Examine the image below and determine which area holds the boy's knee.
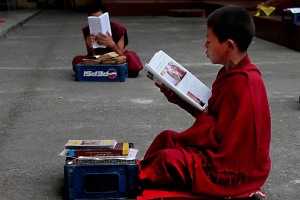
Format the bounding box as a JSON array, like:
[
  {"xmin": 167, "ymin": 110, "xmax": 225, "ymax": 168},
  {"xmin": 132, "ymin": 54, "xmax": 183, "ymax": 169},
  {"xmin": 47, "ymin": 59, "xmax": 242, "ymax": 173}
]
[{"xmin": 161, "ymin": 149, "xmax": 185, "ymax": 166}]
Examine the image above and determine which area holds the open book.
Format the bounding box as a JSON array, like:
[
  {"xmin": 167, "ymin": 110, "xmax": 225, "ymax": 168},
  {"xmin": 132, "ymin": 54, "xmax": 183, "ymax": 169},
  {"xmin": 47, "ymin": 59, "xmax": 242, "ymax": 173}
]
[
  {"xmin": 145, "ymin": 50, "xmax": 212, "ymax": 111},
  {"xmin": 88, "ymin": 12, "xmax": 111, "ymax": 49}
]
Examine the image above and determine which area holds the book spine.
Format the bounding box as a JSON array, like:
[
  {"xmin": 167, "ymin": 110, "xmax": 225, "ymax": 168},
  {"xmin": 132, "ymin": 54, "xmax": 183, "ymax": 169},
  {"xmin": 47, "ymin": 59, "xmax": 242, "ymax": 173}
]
[
  {"xmin": 68, "ymin": 149, "xmax": 123, "ymax": 157},
  {"xmin": 65, "ymin": 139, "xmax": 117, "ymax": 149},
  {"xmin": 68, "ymin": 143, "xmax": 129, "ymax": 157}
]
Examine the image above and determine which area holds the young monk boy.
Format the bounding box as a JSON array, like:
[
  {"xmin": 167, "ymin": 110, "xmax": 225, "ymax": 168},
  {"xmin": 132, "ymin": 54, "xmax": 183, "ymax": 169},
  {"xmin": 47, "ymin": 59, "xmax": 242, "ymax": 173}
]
[
  {"xmin": 139, "ymin": 5, "xmax": 271, "ymax": 199},
  {"xmin": 72, "ymin": 3, "xmax": 143, "ymax": 77}
]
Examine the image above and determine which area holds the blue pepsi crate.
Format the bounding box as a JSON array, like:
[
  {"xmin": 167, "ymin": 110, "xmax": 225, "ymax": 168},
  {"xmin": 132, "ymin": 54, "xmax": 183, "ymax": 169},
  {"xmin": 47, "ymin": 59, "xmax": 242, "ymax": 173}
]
[
  {"xmin": 282, "ymin": 9, "xmax": 300, "ymax": 25},
  {"xmin": 64, "ymin": 159, "xmax": 139, "ymax": 200},
  {"xmin": 75, "ymin": 63, "xmax": 128, "ymax": 82}
]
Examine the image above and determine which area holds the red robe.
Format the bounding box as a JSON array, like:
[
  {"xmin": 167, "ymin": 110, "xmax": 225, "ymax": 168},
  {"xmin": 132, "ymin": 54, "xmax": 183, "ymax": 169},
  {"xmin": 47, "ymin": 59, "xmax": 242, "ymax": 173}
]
[
  {"xmin": 72, "ymin": 21, "xmax": 143, "ymax": 76},
  {"xmin": 139, "ymin": 55, "xmax": 271, "ymax": 198}
]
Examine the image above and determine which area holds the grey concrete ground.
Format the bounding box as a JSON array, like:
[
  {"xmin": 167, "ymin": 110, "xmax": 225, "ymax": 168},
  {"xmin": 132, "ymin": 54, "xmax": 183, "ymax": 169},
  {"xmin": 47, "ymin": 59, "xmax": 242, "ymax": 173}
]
[{"xmin": 0, "ymin": 9, "xmax": 299, "ymax": 200}]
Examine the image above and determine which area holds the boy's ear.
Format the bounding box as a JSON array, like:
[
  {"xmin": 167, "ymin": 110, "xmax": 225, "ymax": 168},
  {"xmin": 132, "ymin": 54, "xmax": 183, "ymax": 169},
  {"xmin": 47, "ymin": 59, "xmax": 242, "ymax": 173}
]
[{"xmin": 227, "ymin": 39, "xmax": 235, "ymax": 49}]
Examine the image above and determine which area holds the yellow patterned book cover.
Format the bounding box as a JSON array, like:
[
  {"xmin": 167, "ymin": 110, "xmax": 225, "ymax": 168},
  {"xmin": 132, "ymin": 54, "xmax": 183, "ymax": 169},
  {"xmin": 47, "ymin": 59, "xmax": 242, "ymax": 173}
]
[{"xmin": 65, "ymin": 139, "xmax": 117, "ymax": 149}]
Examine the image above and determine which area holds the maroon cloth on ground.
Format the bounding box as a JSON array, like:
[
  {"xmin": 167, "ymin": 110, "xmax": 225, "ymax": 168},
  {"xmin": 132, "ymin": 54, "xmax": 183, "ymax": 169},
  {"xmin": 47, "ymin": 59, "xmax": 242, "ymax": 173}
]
[
  {"xmin": 139, "ymin": 55, "xmax": 271, "ymax": 198},
  {"xmin": 136, "ymin": 189, "xmax": 261, "ymax": 199},
  {"xmin": 137, "ymin": 189, "xmax": 223, "ymax": 200},
  {"xmin": 137, "ymin": 189, "xmax": 264, "ymax": 199},
  {"xmin": 72, "ymin": 21, "xmax": 143, "ymax": 75}
]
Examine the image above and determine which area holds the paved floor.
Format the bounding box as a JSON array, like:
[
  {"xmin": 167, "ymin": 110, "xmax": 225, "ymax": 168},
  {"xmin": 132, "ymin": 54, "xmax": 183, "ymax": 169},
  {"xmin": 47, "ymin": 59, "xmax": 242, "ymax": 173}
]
[
  {"xmin": 0, "ymin": 9, "xmax": 41, "ymax": 38},
  {"xmin": 0, "ymin": 9, "xmax": 299, "ymax": 200}
]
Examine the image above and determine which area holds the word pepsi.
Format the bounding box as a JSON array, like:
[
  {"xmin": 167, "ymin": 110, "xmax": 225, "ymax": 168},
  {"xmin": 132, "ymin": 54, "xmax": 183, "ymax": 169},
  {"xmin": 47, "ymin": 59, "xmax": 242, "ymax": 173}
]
[{"xmin": 83, "ymin": 69, "xmax": 117, "ymax": 79}]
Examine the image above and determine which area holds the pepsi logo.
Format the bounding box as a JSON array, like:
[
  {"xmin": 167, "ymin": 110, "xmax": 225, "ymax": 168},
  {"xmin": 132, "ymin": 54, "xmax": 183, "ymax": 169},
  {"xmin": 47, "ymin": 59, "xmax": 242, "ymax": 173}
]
[{"xmin": 107, "ymin": 69, "xmax": 117, "ymax": 79}]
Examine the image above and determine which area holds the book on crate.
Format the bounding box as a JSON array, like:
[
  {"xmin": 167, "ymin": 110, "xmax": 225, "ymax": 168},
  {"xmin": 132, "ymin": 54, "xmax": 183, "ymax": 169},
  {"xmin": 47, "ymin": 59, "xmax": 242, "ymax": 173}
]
[
  {"xmin": 60, "ymin": 140, "xmax": 138, "ymax": 161},
  {"xmin": 68, "ymin": 142, "xmax": 130, "ymax": 157},
  {"xmin": 65, "ymin": 139, "xmax": 117, "ymax": 149},
  {"xmin": 77, "ymin": 148, "xmax": 138, "ymax": 161},
  {"xmin": 144, "ymin": 50, "xmax": 212, "ymax": 111}
]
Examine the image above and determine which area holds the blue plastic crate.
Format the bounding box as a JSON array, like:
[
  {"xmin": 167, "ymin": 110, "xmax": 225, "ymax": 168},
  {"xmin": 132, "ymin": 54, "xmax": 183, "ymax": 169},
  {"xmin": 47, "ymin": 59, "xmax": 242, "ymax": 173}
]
[
  {"xmin": 282, "ymin": 9, "xmax": 300, "ymax": 25},
  {"xmin": 75, "ymin": 63, "xmax": 128, "ymax": 82},
  {"xmin": 64, "ymin": 159, "xmax": 138, "ymax": 200}
]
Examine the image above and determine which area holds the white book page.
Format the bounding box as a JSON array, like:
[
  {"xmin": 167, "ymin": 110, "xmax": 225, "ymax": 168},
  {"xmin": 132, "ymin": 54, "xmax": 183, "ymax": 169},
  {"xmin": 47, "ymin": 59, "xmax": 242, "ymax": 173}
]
[
  {"xmin": 100, "ymin": 12, "xmax": 111, "ymax": 35},
  {"xmin": 145, "ymin": 50, "xmax": 211, "ymax": 111},
  {"xmin": 286, "ymin": 8, "xmax": 300, "ymax": 13},
  {"xmin": 88, "ymin": 12, "xmax": 111, "ymax": 49}
]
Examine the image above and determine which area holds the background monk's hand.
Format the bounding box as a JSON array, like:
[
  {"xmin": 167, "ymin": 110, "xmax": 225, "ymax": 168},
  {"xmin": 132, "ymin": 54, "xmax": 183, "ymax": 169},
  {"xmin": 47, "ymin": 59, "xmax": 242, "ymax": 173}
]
[
  {"xmin": 96, "ymin": 31, "xmax": 115, "ymax": 48},
  {"xmin": 86, "ymin": 34, "xmax": 96, "ymax": 47}
]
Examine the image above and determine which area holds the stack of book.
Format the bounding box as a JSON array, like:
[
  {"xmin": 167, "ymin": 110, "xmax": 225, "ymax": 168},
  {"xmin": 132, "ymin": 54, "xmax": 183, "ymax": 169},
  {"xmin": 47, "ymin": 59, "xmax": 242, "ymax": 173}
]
[
  {"xmin": 81, "ymin": 52, "xmax": 127, "ymax": 65},
  {"xmin": 61, "ymin": 139, "xmax": 137, "ymax": 161}
]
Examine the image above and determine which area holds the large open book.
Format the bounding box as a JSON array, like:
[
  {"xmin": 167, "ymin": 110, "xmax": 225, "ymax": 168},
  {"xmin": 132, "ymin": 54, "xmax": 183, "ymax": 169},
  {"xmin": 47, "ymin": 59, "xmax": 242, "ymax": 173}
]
[
  {"xmin": 145, "ymin": 50, "xmax": 212, "ymax": 111},
  {"xmin": 88, "ymin": 12, "xmax": 111, "ymax": 49}
]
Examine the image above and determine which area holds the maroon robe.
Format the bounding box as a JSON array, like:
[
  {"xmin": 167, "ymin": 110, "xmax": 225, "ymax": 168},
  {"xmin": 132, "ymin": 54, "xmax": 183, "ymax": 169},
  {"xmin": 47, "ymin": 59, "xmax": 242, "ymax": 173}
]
[
  {"xmin": 72, "ymin": 21, "xmax": 143, "ymax": 77},
  {"xmin": 139, "ymin": 55, "xmax": 271, "ymax": 198}
]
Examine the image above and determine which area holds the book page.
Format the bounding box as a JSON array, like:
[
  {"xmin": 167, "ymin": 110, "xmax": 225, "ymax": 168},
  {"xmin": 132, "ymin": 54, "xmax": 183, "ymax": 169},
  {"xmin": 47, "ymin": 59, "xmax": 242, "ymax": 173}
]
[
  {"xmin": 88, "ymin": 12, "xmax": 111, "ymax": 49},
  {"xmin": 145, "ymin": 50, "xmax": 211, "ymax": 111},
  {"xmin": 100, "ymin": 12, "xmax": 111, "ymax": 35}
]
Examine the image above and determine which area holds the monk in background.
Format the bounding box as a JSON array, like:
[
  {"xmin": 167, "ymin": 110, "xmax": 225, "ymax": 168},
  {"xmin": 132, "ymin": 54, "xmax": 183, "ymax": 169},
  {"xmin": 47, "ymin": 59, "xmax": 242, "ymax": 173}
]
[{"xmin": 72, "ymin": 3, "xmax": 143, "ymax": 77}]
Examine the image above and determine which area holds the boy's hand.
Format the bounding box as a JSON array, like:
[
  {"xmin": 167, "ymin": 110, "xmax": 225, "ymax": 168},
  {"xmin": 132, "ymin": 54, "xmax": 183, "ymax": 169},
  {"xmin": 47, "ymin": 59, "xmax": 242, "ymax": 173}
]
[
  {"xmin": 156, "ymin": 83, "xmax": 204, "ymax": 118},
  {"xmin": 96, "ymin": 32, "xmax": 115, "ymax": 48},
  {"xmin": 156, "ymin": 83, "xmax": 184, "ymax": 106},
  {"xmin": 86, "ymin": 34, "xmax": 96, "ymax": 47}
]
